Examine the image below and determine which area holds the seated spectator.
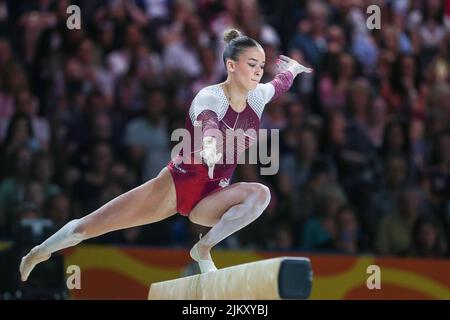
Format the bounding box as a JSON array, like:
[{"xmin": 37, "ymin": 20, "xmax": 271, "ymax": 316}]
[
  {"xmin": 423, "ymin": 131, "xmax": 450, "ymax": 224},
  {"xmin": 44, "ymin": 194, "xmax": 71, "ymax": 229},
  {"xmin": 409, "ymin": 215, "xmax": 447, "ymax": 258},
  {"xmin": 369, "ymin": 154, "xmax": 409, "ymax": 233},
  {"xmin": 0, "ymin": 113, "xmax": 41, "ymax": 175},
  {"xmin": 318, "ymin": 52, "xmax": 356, "ymax": 112},
  {"xmin": 123, "ymin": 88, "xmax": 171, "ymax": 181},
  {"xmin": 0, "ymin": 145, "xmax": 33, "ymax": 236},
  {"xmin": 335, "ymin": 205, "xmax": 365, "ymax": 254},
  {"xmin": 269, "ymin": 222, "xmax": 295, "ymax": 252},
  {"xmin": 375, "ymin": 186, "xmax": 424, "ymax": 256}
]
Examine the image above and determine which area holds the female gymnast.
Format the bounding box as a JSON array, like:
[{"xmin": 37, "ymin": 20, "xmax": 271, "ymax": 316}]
[{"xmin": 20, "ymin": 29, "xmax": 312, "ymax": 280}]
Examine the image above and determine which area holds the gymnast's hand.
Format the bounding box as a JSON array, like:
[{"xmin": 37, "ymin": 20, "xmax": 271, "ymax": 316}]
[
  {"xmin": 276, "ymin": 55, "xmax": 313, "ymax": 77},
  {"xmin": 200, "ymin": 136, "xmax": 222, "ymax": 179}
]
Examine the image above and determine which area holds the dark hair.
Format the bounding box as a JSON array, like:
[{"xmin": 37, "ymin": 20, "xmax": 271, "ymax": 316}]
[
  {"xmin": 381, "ymin": 119, "xmax": 411, "ymax": 157},
  {"xmin": 308, "ymin": 159, "xmax": 331, "ymax": 181},
  {"xmin": 430, "ymin": 130, "xmax": 450, "ymax": 165},
  {"xmin": 335, "ymin": 204, "xmax": 358, "ymax": 227},
  {"xmin": 390, "ymin": 54, "xmax": 421, "ymax": 96},
  {"xmin": 411, "ymin": 215, "xmax": 447, "ymax": 257},
  {"xmin": 422, "ymin": 0, "xmax": 444, "ymax": 24},
  {"xmin": 222, "ymin": 29, "xmax": 262, "ymax": 66},
  {"xmin": 3, "ymin": 112, "xmax": 34, "ymax": 145}
]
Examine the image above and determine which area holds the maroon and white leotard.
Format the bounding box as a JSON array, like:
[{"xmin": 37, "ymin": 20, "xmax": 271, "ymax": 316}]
[{"xmin": 167, "ymin": 70, "xmax": 294, "ymax": 216}]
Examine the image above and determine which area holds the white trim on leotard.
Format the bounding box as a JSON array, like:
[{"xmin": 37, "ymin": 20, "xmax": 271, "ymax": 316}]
[{"xmin": 189, "ymin": 82, "xmax": 275, "ymax": 123}]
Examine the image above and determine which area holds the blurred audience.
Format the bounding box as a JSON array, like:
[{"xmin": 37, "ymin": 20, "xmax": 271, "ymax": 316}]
[{"xmin": 0, "ymin": 0, "xmax": 448, "ymax": 260}]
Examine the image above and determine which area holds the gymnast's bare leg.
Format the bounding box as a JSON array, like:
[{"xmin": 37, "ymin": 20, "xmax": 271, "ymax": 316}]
[
  {"xmin": 188, "ymin": 182, "xmax": 271, "ymax": 272},
  {"xmin": 20, "ymin": 167, "xmax": 178, "ymax": 281}
]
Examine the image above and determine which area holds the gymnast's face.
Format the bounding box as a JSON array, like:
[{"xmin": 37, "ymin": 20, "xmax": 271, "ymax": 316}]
[{"xmin": 227, "ymin": 46, "xmax": 265, "ymax": 91}]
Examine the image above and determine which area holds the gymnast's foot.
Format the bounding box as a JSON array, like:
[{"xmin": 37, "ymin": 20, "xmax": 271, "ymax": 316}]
[
  {"xmin": 190, "ymin": 242, "xmax": 217, "ymax": 273},
  {"xmin": 20, "ymin": 246, "xmax": 51, "ymax": 282}
]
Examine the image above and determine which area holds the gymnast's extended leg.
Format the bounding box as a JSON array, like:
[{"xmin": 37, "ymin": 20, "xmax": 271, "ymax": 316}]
[{"xmin": 20, "ymin": 167, "xmax": 178, "ymax": 281}]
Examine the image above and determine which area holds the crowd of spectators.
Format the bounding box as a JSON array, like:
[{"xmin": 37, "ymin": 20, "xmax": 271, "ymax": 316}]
[{"xmin": 0, "ymin": 0, "xmax": 449, "ymax": 259}]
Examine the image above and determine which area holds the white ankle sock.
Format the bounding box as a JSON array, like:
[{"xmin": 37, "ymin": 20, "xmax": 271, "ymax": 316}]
[{"xmin": 37, "ymin": 219, "xmax": 88, "ymax": 254}]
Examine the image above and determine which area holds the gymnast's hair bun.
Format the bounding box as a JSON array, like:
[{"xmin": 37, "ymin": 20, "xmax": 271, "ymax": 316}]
[{"xmin": 223, "ymin": 29, "xmax": 242, "ymax": 44}]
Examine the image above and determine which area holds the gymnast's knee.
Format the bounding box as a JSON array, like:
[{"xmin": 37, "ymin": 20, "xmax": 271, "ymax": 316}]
[
  {"xmin": 250, "ymin": 183, "xmax": 271, "ymax": 210},
  {"xmin": 237, "ymin": 183, "xmax": 271, "ymax": 220}
]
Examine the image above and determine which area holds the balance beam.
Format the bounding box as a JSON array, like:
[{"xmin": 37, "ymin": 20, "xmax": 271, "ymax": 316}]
[{"xmin": 148, "ymin": 257, "xmax": 312, "ymax": 300}]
